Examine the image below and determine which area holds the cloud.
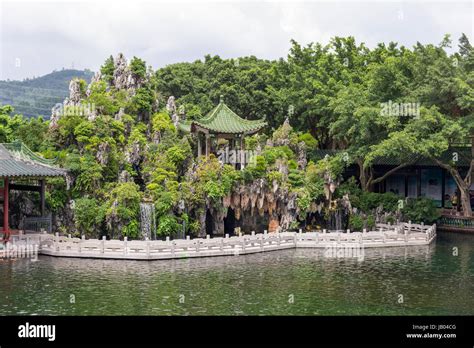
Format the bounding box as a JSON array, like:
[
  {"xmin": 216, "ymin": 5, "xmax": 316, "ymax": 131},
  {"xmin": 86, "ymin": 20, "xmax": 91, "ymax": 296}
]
[{"xmin": 0, "ymin": 0, "xmax": 472, "ymax": 80}]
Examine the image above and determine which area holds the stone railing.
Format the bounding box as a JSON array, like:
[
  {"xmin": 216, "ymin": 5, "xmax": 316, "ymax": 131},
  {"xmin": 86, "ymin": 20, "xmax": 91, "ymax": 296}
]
[{"xmin": 11, "ymin": 222, "xmax": 436, "ymax": 260}]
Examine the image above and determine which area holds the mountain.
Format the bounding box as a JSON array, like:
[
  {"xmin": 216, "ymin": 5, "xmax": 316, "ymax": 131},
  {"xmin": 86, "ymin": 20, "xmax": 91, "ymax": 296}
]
[{"xmin": 0, "ymin": 69, "xmax": 94, "ymax": 118}]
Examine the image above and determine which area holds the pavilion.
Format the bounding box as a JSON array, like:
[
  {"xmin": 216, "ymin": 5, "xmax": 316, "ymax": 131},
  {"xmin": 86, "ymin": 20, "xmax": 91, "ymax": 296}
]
[
  {"xmin": 0, "ymin": 141, "xmax": 66, "ymax": 242},
  {"xmin": 179, "ymin": 96, "xmax": 267, "ymax": 167},
  {"xmin": 314, "ymin": 146, "xmax": 473, "ymax": 209}
]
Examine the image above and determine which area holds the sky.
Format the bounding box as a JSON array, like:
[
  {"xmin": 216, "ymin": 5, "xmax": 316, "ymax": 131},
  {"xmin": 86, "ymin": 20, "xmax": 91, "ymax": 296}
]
[{"xmin": 0, "ymin": 0, "xmax": 472, "ymax": 80}]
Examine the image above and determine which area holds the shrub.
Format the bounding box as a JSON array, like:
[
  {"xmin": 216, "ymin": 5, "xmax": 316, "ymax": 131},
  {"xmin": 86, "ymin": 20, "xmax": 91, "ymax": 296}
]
[
  {"xmin": 243, "ymin": 155, "xmax": 266, "ymax": 181},
  {"xmin": 157, "ymin": 215, "xmax": 181, "ymax": 237},
  {"xmin": 262, "ymin": 146, "xmax": 294, "ymax": 165},
  {"xmin": 366, "ymin": 214, "xmax": 376, "ymax": 230},
  {"xmin": 354, "ymin": 192, "xmax": 400, "ymax": 213},
  {"xmin": 401, "ymin": 197, "xmax": 440, "ymax": 224},
  {"xmin": 105, "ymin": 182, "xmax": 142, "ymax": 239},
  {"xmin": 298, "ymin": 132, "xmax": 318, "ymax": 148},
  {"xmin": 73, "ymin": 197, "xmax": 106, "ymax": 237},
  {"xmin": 152, "ymin": 112, "xmax": 176, "ymax": 133},
  {"xmin": 349, "ymin": 214, "xmax": 364, "ymax": 231},
  {"xmin": 130, "ymin": 56, "xmax": 147, "ymax": 80}
]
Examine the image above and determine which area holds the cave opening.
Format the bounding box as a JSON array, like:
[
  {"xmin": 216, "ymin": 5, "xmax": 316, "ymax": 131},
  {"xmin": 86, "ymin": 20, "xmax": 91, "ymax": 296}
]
[
  {"xmin": 205, "ymin": 209, "xmax": 214, "ymax": 236},
  {"xmin": 224, "ymin": 208, "xmax": 236, "ymax": 236}
]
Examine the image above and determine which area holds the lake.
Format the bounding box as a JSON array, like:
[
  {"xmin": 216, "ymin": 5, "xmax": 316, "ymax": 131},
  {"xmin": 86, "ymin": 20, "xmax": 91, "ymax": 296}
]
[{"xmin": 0, "ymin": 231, "xmax": 473, "ymax": 315}]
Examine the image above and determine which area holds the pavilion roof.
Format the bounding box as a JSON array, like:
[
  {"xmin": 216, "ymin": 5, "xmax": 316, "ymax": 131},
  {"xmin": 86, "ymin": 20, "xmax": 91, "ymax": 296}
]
[
  {"xmin": 0, "ymin": 141, "xmax": 67, "ymax": 178},
  {"xmin": 186, "ymin": 97, "xmax": 267, "ymax": 135}
]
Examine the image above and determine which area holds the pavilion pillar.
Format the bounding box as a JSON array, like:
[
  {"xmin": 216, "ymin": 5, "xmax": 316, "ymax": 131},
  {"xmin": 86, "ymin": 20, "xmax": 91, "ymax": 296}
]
[
  {"xmin": 240, "ymin": 135, "xmax": 245, "ymax": 170},
  {"xmin": 3, "ymin": 177, "xmax": 9, "ymax": 236},
  {"xmin": 197, "ymin": 134, "xmax": 202, "ymax": 157},
  {"xmin": 205, "ymin": 134, "xmax": 210, "ymax": 156},
  {"xmin": 40, "ymin": 179, "xmax": 45, "ymax": 217}
]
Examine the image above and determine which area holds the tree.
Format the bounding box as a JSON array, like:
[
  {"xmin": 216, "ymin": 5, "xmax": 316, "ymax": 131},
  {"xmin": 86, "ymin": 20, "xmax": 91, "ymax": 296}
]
[
  {"xmin": 130, "ymin": 56, "xmax": 147, "ymax": 81},
  {"xmin": 368, "ymin": 107, "xmax": 473, "ymax": 217},
  {"xmin": 100, "ymin": 55, "xmax": 115, "ymax": 84}
]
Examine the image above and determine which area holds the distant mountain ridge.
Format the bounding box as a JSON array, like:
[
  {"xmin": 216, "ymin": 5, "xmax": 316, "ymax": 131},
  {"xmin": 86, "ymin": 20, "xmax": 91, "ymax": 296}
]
[{"xmin": 0, "ymin": 69, "xmax": 94, "ymax": 118}]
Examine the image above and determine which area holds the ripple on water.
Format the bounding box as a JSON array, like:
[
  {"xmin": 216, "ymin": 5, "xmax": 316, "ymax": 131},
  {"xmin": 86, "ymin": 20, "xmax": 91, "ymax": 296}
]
[{"xmin": 0, "ymin": 232, "xmax": 473, "ymax": 315}]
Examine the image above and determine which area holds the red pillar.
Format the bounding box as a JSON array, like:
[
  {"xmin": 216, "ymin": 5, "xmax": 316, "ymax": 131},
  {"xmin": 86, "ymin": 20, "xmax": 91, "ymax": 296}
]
[{"xmin": 3, "ymin": 177, "xmax": 9, "ymax": 240}]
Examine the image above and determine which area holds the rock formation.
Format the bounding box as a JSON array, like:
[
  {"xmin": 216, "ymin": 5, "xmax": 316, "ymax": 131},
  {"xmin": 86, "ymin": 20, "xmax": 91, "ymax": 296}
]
[{"xmin": 50, "ymin": 78, "xmax": 83, "ymax": 128}]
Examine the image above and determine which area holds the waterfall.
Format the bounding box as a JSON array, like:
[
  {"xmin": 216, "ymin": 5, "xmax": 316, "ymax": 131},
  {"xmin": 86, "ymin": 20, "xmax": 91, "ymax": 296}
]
[
  {"xmin": 329, "ymin": 209, "xmax": 343, "ymax": 232},
  {"xmin": 139, "ymin": 203, "xmax": 156, "ymax": 240}
]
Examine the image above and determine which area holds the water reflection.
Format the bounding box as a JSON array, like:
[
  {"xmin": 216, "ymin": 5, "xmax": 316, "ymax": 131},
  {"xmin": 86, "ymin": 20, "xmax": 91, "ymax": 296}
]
[{"xmin": 0, "ymin": 232, "xmax": 473, "ymax": 315}]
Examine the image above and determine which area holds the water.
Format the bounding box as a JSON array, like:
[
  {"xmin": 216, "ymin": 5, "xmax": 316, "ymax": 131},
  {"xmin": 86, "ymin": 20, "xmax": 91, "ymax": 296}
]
[
  {"xmin": 329, "ymin": 209, "xmax": 346, "ymax": 231},
  {"xmin": 0, "ymin": 232, "xmax": 473, "ymax": 315},
  {"xmin": 139, "ymin": 203, "xmax": 156, "ymax": 240}
]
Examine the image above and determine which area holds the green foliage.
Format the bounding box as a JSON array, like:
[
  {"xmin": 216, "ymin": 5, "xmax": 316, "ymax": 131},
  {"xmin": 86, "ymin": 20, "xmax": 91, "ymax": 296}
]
[
  {"xmin": 401, "ymin": 198, "xmax": 440, "ymax": 224},
  {"xmin": 152, "ymin": 112, "xmax": 175, "ymax": 133},
  {"xmin": 352, "ymin": 192, "xmax": 400, "ymax": 214},
  {"xmin": 1, "ymin": 34, "xmax": 470, "ymax": 237},
  {"xmin": 242, "ymin": 155, "xmax": 266, "ymax": 181},
  {"xmin": 313, "ymin": 154, "xmax": 347, "ymax": 181},
  {"xmin": 122, "ymin": 220, "xmax": 140, "ymax": 239},
  {"xmin": 272, "ymin": 121, "xmax": 299, "ymax": 146},
  {"xmin": 74, "ymin": 155, "xmax": 103, "ymax": 195},
  {"xmin": 244, "ymin": 134, "xmax": 261, "ymax": 151},
  {"xmin": 336, "ymin": 176, "xmax": 361, "ymax": 197},
  {"xmin": 87, "ymin": 81, "xmax": 121, "ymax": 115},
  {"xmin": 73, "ymin": 197, "xmax": 106, "ymax": 237},
  {"xmin": 262, "ymin": 146, "xmax": 294, "ymax": 165},
  {"xmin": 105, "ymin": 182, "xmax": 142, "ymax": 238},
  {"xmin": 195, "ymin": 157, "xmax": 239, "ymax": 203},
  {"xmin": 16, "ymin": 116, "xmax": 48, "ymax": 150},
  {"xmin": 296, "ymin": 189, "xmax": 312, "ymax": 213},
  {"xmin": 366, "ymin": 215, "xmax": 376, "ymax": 230},
  {"xmin": 157, "ymin": 215, "xmax": 181, "ymax": 236},
  {"xmin": 349, "ymin": 214, "xmax": 364, "ymax": 231},
  {"xmin": 304, "ymin": 163, "xmax": 325, "ymax": 202},
  {"xmin": 130, "ymin": 87, "xmax": 154, "ymax": 115},
  {"xmin": 100, "ymin": 55, "xmax": 115, "ymax": 83},
  {"xmin": 130, "ymin": 57, "xmax": 147, "ymax": 80},
  {"xmin": 0, "ymin": 106, "xmax": 46, "ymax": 146},
  {"xmin": 267, "ymin": 170, "xmax": 283, "ymax": 184},
  {"xmin": 288, "ymin": 168, "xmax": 304, "ymax": 188},
  {"xmin": 155, "ymin": 188, "xmax": 179, "ymax": 217},
  {"xmin": 166, "ymin": 145, "xmax": 187, "ymax": 166},
  {"xmin": 45, "ymin": 177, "xmax": 68, "ymax": 213},
  {"xmin": 298, "ymin": 132, "xmax": 318, "ymax": 149}
]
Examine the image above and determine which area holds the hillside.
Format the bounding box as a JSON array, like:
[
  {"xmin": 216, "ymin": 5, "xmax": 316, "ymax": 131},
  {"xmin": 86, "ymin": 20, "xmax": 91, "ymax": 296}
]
[{"xmin": 0, "ymin": 69, "xmax": 94, "ymax": 118}]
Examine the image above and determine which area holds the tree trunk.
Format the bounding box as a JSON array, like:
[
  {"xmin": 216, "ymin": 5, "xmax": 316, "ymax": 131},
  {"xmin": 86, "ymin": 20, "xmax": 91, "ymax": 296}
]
[
  {"xmin": 357, "ymin": 160, "xmax": 372, "ymax": 192},
  {"xmin": 433, "ymin": 158, "xmax": 473, "ymax": 218},
  {"xmin": 459, "ymin": 189, "xmax": 472, "ymax": 217}
]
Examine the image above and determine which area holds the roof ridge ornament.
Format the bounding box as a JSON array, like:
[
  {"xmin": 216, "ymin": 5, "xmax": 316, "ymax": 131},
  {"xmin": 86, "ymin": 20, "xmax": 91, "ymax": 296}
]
[{"xmin": 220, "ymin": 95, "xmax": 224, "ymax": 104}]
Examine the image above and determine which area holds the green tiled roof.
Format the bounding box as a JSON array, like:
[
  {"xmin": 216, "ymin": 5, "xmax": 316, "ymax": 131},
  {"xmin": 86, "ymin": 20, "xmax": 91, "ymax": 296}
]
[
  {"xmin": 0, "ymin": 142, "xmax": 66, "ymax": 178},
  {"xmin": 186, "ymin": 97, "xmax": 267, "ymax": 134},
  {"xmin": 312, "ymin": 148, "xmax": 472, "ymax": 167}
]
